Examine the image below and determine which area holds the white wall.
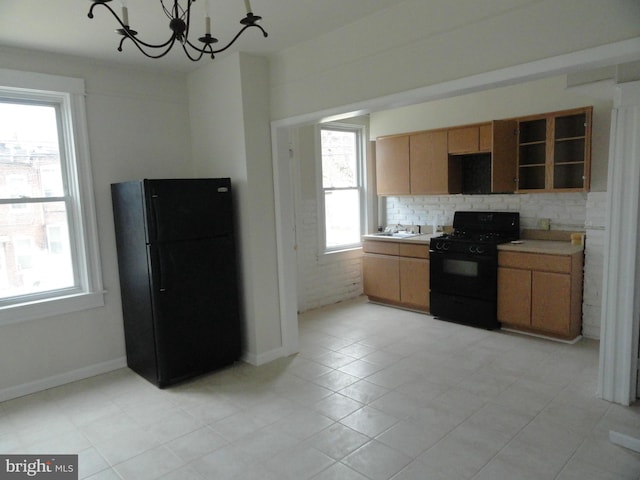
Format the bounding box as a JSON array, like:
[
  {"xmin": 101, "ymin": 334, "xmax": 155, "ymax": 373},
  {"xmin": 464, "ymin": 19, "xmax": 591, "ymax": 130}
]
[
  {"xmin": 0, "ymin": 46, "xmax": 192, "ymax": 399},
  {"xmin": 269, "ymin": 0, "xmax": 640, "ymax": 120},
  {"xmin": 188, "ymin": 53, "xmax": 283, "ymax": 365}
]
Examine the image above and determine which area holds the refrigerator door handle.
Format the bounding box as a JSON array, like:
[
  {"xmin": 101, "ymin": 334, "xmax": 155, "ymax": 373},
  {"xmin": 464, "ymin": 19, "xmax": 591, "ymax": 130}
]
[
  {"xmin": 156, "ymin": 245, "xmax": 167, "ymax": 293},
  {"xmin": 149, "ymin": 193, "xmax": 160, "ymax": 242}
]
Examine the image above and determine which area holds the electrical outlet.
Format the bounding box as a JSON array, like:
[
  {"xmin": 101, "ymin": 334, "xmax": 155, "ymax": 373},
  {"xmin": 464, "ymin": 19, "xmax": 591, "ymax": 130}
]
[{"xmin": 538, "ymin": 218, "xmax": 551, "ymax": 230}]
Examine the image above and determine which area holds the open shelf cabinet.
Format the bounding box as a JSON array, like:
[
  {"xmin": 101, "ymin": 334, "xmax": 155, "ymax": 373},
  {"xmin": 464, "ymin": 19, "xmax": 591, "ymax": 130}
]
[{"xmin": 516, "ymin": 107, "xmax": 592, "ymax": 192}]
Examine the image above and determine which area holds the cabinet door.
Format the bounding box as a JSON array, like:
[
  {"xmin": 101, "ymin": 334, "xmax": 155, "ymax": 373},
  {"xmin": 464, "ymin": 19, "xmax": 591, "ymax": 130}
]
[
  {"xmin": 448, "ymin": 126, "xmax": 479, "ymax": 154},
  {"xmin": 551, "ymin": 109, "xmax": 591, "ymax": 191},
  {"xmin": 517, "ymin": 107, "xmax": 592, "ymax": 193},
  {"xmin": 479, "ymin": 124, "xmax": 492, "ymax": 151},
  {"xmin": 376, "ymin": 135, "xmax": 410, "ymax": 195},
  {"xmin": 410, "ymin": 130, "xmax": 450, "ymax": 194},
  {"xmin": 531, "ymin": 271, "xmax": 571, "ymax": 335},
  {"xmin": 363, "ymin": 254, "xmax": 400, "ymax": 302},
  {"xmin": 400, "ymin": 257, "xmax": 429, "ymax": 309},
  {"xmin": 491, "ymin": 120, "xmax": 518, "ymax": 193},
  {"xmin": 497, "ymin": 267, "xmax": 531, "ymax": 327},
  {"xmin": 517, "ymin": 116, "xmax": 547, "ymax": 192}
]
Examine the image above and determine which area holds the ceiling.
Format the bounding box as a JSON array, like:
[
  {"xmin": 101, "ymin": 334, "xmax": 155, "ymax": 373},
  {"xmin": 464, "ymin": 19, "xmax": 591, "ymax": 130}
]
[{"xmin": 0, "ymin": 0, "xmax": 410, "ymax": 73}]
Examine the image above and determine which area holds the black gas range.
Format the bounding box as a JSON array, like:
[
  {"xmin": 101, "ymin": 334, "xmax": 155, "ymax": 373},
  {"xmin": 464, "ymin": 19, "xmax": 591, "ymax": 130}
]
[{"xmin": 429, "ymin": 211, "xmax": 520, "ymax": 329}]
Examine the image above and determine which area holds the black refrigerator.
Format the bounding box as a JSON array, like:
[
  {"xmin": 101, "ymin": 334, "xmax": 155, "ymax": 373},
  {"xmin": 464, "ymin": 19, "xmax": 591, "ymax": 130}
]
[{"xmin": 111, "ymin": 178, "xmax": 241, "ymax": 387}]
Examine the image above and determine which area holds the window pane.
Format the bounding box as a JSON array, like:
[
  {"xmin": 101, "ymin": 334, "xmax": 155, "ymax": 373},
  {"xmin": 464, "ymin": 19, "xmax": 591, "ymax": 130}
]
[
  {"xmin": 324, "ymin": 189, "xmax": 360, "ymax": 248},
  {"xmin": 0, "ymin": 102, "xmax": 64, "ymax": 199},
  {"xmin": 0, "ymin": 202, "xmax": 74, "ymax": 299},
  {"xmin": 321, "ymin": 129, "xmax": 358, "ymax": 188}
]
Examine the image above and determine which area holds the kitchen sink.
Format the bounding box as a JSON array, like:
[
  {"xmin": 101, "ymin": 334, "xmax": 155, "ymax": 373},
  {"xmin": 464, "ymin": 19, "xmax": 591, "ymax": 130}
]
[{"xmin": 372, "ymin": 232, "xmax": 420, "ymax": 238}]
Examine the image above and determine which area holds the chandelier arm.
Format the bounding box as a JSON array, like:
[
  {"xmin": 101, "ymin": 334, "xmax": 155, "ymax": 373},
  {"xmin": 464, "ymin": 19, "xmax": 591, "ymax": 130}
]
[
  {"xmin": 123, "ymin": 35, "xmax": 180, "ymax": 59},
  {"xmin": 183, "ymin": 39, "xmax": 216, "ymax": 60},
  {"xmin": 88, "ymin": 2, "xmax": 128, "ymax": 30},
  {"xmin": 181, "ymin": 43, "xmax": 208, "ymax": 62},
  {"xmin": 122, "ymin": 32, "xmax": 177, "ymax": 50},
  {"xmin": 88, "ymin": 2, "xmax": 177, "ymax": 50},
  {"xmin": 160, "ymin": 0, "xmax": 173, "ymax": 19},
  {"xmin": 183, "ymin": 1, "xmax": 194, "ymax": 40},
  {"xmin": 88, "ymin": 1, "xmax": 268, "ymax": 62},
  {"xmin": 210, "ymin": 23, "xmax": 268, "ymax": 55}
]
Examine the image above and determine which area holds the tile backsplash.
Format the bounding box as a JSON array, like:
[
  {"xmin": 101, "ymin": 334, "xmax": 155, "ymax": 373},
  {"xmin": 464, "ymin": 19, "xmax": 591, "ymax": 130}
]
[{"xmin": 384, "ymin": 192, "xmax": 588, "ymax": 232}]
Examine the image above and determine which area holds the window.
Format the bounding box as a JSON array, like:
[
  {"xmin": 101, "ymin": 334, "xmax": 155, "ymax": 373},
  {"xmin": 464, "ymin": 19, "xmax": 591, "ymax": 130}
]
[
  {"xmin": 319, "ymin": 124, "xmax": 365, "ymax": 252},
  {"xmin": 6, "ymin": 175, "xmax": 29, "ymax": 210},
  {"xmin": 0, "ymin": 69, "xmax": 104, "ymax": 325}
]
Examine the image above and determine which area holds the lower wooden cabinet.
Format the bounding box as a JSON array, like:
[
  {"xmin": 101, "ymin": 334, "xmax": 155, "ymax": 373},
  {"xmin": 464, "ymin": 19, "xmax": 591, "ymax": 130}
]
[
  {"xmin": 497, "ymin": 250, "xmax": 583, "ymax": 340},
  {"xmin": 363, "ymin": 253, "xmax": 400, "ymax": 302},
  {"xmin": 496, "ymin": 267, "xmax": 531, "ymax": 327},
  {"xmin": 400, "ymin": 257, "xmax": 430, "ymax": 309},
  {"xmin": 363, "ymin": 240, "xmax": 429, "ymax": 312}
]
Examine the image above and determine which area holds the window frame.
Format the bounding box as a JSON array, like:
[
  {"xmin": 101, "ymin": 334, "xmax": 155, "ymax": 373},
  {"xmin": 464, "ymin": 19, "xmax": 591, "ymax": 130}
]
[
  {"xmin": 316, "ymin": 123, "xmax": 367, "ymax": 254},
  {"xmin": 0, "ymin": 68, "xmax": 104, "ymax": 326}
]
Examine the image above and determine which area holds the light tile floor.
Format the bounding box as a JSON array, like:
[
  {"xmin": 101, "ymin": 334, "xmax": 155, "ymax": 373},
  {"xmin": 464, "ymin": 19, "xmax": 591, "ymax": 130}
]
[{"xmin": 2, "ymin": 296, "xmax": 640, "ymax": 479}]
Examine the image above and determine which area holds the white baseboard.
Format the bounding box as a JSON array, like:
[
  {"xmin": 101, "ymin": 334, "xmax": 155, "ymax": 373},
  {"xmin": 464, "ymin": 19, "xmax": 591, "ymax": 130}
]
[
  {"xmin": 0, "ymin": 357, "xmax": 127, "ymax": 403},
  {"xmin": 501, "ymin": 328, "xmax": 583, "ymax": 345},
  {"xmin": 610, "ymin": 430, "xmax": 640, "ymax": 453},
  {"xmin": 241, "ymin": 346, "xmax": 286, "ymax": 366}
]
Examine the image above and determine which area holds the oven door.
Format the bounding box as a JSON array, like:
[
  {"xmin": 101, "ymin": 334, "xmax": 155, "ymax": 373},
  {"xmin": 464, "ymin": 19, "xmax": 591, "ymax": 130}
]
[{"xmin": 429, "ymin": 249, "xmax": 497, "ymax": 300}]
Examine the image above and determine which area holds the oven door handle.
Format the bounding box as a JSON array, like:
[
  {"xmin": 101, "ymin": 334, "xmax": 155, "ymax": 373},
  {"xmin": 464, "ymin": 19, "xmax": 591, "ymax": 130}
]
[{"xmin": 429, "ymin": 249, "xmax": 495, "ymax": 261}]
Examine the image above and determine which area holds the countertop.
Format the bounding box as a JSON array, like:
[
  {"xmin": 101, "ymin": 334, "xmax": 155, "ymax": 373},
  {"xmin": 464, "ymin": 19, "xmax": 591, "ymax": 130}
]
[
  {"xmin": 498, "ymin": 239, "xmax": 584, "ymax": 255},
  {"xmin": 363, "ymin": 234, "xmax": 584, "ymax": 255},
  {"xmin": 362, "ymin": 233, "xmax": 438, "ymax": 245}
]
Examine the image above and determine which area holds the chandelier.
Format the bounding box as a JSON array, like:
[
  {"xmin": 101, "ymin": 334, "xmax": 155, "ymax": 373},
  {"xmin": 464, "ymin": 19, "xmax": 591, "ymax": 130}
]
[{"xmin": 87, "ymin": 0, "xmax": 268, "ymax": 61}]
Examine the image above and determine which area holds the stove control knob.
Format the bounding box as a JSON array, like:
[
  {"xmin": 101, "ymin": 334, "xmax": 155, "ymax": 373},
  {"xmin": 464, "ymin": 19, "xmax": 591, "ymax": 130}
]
[
  {"xmin": 477, "ymin": 245, "xmax": 485, "ymax": 254},
  {"xmin": 443, "ymin": 243, "xmax": 450, "ymax": 251}
]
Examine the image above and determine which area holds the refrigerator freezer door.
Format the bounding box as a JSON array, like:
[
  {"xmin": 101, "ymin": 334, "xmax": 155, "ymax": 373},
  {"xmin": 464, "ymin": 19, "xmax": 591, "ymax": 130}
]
[
  {"xmin": 145, "ymin": 178, "xmax": 233, "ymax": 243},
  {"xmin": 148, "ymin": 235, "xmax": 241, "ymax": 386}
]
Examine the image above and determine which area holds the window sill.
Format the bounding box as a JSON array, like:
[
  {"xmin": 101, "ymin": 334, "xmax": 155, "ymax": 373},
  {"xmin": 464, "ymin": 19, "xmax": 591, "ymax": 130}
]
[
  {"xmin": 318, "ymin": 245, "xmax": 362, "ymax": 262},
  {"xmin": 0, "ymin": 291, "xmax": 106, "ymax": 327}
]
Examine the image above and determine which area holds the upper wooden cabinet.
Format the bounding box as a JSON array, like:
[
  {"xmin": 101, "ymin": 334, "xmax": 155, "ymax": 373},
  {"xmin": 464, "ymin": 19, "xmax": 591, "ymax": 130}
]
[
  {"xmin": 375, "ymin": 106, "xmax": 591, "ymax": 196},
  {"xmin": 376, "ymin": 135, "xmax": 410, "ymax": 195},
  {"xmin": 517, "ymin": 106, "xmax": 592, "ymax": 192},
  {"xmin": 479, "ymin": 124, "xmax": 492, "ymax": 151},
  {"xmin": 448, "ymin": 125, "xmax": 481, "ymax": 154},
  {"xmin": 448, "ymin": 120, "xmax": 517, "ymax": 194},
  {"xmin": 410, "ymin": 129, "xmax": 454, "ymax": 195},
  {"xmin": 447, "ymin": 123, "xmax": 493, "ymax": 154},
  {"xmin": 376, "ymin": 129, "xmax": 457, "ymax": 195},
  {"xmin": 490, "ymin": 120, "xmax": 518, "ymax": 193}
]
